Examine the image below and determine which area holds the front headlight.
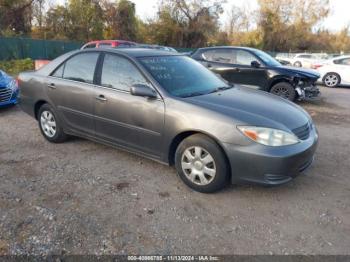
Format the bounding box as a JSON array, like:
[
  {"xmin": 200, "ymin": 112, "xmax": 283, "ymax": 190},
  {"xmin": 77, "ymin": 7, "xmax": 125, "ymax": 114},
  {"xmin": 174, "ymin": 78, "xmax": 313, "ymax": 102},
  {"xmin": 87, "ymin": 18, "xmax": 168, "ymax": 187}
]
[
  {"xmin": 7, "ymin": 79, "xmax": 18, "ymax": 90},
  {"xmin": 237, "ymin": 126, "xmax": 300, "ymax": 146}
]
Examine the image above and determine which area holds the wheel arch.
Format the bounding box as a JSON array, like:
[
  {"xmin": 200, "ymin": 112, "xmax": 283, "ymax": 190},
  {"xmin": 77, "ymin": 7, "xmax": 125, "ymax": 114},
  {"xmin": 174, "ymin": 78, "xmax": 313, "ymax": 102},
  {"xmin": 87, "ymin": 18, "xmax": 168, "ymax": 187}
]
[
  {"xmin": 167, "ymin": 130, "xmax": 232, "ymax": 176},
  {"xmin": 269, "ymin": 77, "xmax": 294, "ymax": 91},
  {"xmin": 34, "ymin": 100, "xmax": 48, "ymax": 119}
]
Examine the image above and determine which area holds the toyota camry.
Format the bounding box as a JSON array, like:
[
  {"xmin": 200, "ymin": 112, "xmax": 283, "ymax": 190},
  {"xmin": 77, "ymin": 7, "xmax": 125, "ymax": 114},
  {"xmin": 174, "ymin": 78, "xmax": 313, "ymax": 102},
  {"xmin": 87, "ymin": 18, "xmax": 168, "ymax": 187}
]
[{"xmin": 18, "ymin": 48, "xmax": 318, "ymax": 193}]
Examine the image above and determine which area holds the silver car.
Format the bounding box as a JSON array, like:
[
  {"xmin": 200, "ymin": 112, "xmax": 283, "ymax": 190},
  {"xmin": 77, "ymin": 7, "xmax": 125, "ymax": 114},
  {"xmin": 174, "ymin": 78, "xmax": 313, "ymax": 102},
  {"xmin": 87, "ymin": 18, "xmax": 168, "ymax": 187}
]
[{"xmin": 19, "ymin": 48, "xmax": 318, "ymax": 193}]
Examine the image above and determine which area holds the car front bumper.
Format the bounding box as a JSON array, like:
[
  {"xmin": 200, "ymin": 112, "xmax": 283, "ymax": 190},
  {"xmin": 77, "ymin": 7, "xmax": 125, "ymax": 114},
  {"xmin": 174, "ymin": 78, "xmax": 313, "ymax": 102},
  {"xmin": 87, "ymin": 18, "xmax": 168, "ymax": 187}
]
[
  {"xmin": 296, "ymin": 84, "xmax": 320, "ymax": 101},
  {"xmin": 0, "ymin": 89, "xmax": 18, "ymax": 107},
  {"xmin": 222, "ymin": 127, "xmax": 318, "ymax": 185}
]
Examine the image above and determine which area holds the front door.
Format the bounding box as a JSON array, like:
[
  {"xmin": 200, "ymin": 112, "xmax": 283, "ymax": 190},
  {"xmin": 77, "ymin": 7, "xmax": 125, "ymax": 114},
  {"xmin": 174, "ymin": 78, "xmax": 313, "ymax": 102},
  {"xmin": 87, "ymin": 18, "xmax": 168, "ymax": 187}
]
[
  {"xmin": 94, "ymin": 53, "xmax": 165, "ymax": 157},
  {"xmin": 46, "ymin": 52, "xmax": 100, "ymax": 135}
]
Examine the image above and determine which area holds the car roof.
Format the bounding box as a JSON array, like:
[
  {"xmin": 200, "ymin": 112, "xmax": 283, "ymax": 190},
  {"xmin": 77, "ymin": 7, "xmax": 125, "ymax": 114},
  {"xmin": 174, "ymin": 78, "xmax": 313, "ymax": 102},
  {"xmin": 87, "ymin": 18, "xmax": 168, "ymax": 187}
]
[
  {"xmin": 331, "ymin": 55, "xmax": 350, "ymax": 60},
  {"xmin": 86, "ymin": 40, "xmax": 134, "ymax": 44},
  {"xmin": 196, "ymin": 46, "xmax": 259, "ymax": 52},
  {"xmin": 85, "ymin": 47, "xmax": 181, "ymax": 58}
]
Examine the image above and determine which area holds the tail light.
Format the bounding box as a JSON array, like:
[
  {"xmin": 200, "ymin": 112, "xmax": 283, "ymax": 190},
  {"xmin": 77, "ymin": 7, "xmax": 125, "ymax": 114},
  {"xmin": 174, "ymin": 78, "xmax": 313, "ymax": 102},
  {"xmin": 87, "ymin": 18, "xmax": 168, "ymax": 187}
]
[
  {"xmin": 15, "ymin": 77, "xmax": 20, "ymax": 88},
  {"xmin": 311, "ymin": 64, "xmax": 323, "ymax": 69}
]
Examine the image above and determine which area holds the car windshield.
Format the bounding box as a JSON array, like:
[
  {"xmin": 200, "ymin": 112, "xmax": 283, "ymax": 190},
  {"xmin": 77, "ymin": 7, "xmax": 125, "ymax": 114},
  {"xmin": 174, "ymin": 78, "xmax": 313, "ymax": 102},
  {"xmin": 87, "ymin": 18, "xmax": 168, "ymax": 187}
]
[
  {"xmin": 254, "ymin": 50, "xmax": 281, "ymax": 67},
  {"xmin": 139, "ymin": 56, "xmax": 231, "ymax": 97}
]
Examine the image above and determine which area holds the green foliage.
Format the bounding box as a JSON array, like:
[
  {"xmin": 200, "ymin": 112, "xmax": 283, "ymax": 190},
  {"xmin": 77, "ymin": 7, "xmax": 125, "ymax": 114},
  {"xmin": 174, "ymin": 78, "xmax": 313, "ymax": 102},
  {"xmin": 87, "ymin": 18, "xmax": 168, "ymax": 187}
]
[
  {"xmin": 0, "ymin": 0, "xmax": 33, "ymax": 35},
  {"xmin": 1, "ymin": 0, "xmax": 349, "ymax": 52},
  {"xmin": 0, "ymin": 58, "xmax": 34, "ymax": 76}
]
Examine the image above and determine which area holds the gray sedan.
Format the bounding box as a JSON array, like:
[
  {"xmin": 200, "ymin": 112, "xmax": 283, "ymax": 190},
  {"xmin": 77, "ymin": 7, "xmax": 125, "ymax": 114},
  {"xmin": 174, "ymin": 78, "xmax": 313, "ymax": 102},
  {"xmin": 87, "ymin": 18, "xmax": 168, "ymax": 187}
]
[{"xmin": 18, "ymin": 48, "xmax": 318, "ymax": 193}]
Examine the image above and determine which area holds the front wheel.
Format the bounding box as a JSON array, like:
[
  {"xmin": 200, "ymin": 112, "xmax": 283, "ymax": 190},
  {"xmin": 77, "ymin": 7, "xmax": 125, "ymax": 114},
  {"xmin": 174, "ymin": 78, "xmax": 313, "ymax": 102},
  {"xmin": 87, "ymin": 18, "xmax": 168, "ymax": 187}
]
[
  {"xmin": 323, "ymin": 73, "xmax": 340, "ymax": 87},
  {"xmin": 38, "ymin": 103, "xmax": 68, "ymax": 143},
  {"xmin": 270, "ymin": 82, "xmax": 296, "ymax": 101},
  {"xmin": 175, "ymin": 134, "xmax": 229, "ymax": 193}
]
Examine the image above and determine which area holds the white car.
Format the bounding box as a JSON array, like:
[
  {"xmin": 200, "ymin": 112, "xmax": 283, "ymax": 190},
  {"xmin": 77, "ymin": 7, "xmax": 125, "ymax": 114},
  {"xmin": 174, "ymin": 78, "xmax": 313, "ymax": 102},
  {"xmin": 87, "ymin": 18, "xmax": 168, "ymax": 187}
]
[
  {"xmin": 277, "ymin": 53, "xmax": 327, "ymax": 68},
  {"xmin": 313, "ymin": 56, "xmax": 350, "ymax": 87}
]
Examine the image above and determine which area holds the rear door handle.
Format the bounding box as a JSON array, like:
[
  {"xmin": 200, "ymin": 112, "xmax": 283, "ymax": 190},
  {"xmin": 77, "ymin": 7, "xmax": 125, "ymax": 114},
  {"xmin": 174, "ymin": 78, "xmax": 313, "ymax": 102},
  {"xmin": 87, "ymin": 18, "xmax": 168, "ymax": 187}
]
[
  {"xmin": 48, "ymin": 83, "xmax": 56, "ymax": 89},
  {"xmin": 96, "ymin": 94, "xmax": 107, "ymax": 102}
]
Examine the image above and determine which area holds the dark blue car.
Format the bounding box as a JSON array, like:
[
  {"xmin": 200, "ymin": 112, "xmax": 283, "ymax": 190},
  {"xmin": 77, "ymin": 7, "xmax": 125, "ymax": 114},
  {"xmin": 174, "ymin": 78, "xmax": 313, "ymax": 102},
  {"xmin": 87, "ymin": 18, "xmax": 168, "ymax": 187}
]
[{"xmin": 0, "ymin": 70, "xmax": 19, "ymax": 107}]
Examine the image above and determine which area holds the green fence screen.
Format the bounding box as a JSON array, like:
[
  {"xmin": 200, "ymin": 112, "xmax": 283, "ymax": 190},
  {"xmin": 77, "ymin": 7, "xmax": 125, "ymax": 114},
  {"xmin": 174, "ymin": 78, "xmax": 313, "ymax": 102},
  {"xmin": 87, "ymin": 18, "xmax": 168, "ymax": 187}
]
[{"xmin": 0, "ymin": 37, "xmax": 82, "ymax": 60}]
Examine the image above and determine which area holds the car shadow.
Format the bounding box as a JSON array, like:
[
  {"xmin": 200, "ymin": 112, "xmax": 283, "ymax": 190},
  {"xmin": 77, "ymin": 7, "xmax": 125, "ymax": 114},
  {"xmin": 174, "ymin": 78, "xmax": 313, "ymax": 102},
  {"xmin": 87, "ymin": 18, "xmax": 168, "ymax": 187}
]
[{"xmin": 0, "ymin": 104, "xmax": 18, "ymax": 113}]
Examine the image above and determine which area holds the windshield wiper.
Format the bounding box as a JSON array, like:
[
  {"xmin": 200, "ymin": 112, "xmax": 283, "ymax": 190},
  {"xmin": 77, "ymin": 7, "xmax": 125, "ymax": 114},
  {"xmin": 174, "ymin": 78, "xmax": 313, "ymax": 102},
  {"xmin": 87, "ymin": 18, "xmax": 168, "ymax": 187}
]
[
  {"xmin": 209, "ymin": 85, "xmax": 234, "ymax": 94},
  {"xmin": 181, "ymin": 85, "xmax": 234, "ymax": 98},
  {"xmin": 180, "ymin": 91, "xmax": 211, "ymax": 98}
]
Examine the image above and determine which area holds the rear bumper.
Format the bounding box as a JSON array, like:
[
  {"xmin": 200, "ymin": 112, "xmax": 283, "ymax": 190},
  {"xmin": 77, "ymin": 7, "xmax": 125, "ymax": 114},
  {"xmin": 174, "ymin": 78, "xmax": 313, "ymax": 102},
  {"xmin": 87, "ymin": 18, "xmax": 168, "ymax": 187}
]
[{"xmin": 222, "ymin": 127, "xmax": 318, "ymax": 185}]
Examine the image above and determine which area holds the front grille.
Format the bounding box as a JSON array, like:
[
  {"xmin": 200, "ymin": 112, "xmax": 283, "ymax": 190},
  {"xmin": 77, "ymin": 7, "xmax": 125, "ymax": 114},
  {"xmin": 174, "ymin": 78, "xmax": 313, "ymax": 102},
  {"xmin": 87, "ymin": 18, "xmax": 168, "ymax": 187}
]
[
  {"xmin": 0, "ymin": 88, "xmax": 12, "ymax": 103},
  {"xmin": 292, "ymin": 123, "xmax": 310, "ymax": 140}
]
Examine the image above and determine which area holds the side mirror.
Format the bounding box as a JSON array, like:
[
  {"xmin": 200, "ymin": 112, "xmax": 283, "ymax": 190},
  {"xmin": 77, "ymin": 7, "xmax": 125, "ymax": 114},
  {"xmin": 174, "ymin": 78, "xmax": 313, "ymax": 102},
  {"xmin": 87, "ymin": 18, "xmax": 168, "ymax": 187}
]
[
  {"xmin": 251, "ymin": 60, "xmax": 261, "ymax": 68},
  {"xmin": 130, "ymin": 84, "xmax": 157, "ymax": 99}
]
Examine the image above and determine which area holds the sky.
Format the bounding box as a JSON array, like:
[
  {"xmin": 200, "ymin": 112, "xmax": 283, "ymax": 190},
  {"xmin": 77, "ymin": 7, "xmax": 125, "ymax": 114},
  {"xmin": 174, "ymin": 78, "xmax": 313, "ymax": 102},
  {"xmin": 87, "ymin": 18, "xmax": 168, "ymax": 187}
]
[{"xmin": 54, "ymin": 0, "xmax": 350, "ymax": 32}]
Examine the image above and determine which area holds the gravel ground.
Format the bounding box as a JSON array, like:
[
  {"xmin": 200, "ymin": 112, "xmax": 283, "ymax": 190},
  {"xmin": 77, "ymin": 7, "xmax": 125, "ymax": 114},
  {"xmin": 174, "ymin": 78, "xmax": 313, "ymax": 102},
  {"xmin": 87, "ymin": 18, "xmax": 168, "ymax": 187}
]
[{"xmin": 0, "ymin": 86, "xmax": 349, "ymax": 255}]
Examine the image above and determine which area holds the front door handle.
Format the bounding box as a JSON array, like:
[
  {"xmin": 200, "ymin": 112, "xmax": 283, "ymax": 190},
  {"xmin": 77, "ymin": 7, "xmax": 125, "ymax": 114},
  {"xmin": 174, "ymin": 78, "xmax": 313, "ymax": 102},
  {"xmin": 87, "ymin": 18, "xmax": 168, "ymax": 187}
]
[
  {"xmin": 96, "ymin": 94, "xmax": 107, "ymax": 102},
  {"xmin": 207, "ymin": 63, "xmax": 213, "ymax": 68},
  {"xmin": 48, "ymin": 83, "xmax": 56, "ymax": 89}
]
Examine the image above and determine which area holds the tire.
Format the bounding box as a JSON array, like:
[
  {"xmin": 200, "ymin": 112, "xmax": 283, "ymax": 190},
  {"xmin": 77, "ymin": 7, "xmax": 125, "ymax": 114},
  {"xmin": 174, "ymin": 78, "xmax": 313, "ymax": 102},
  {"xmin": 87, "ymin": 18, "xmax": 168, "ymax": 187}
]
[
  {"xmin": 294, "ymin": 61, "xmax": 302, "ymax": 67},
  {"xmin": 175, "ymin": 134, "xmax": 229, "ymax": 193},
  {"xmin": 270, "ymin": 82, "xmax": 296, "ymax": 101},
  {"xmin": 323, "ymin": 73, "xmax": 340, "ymax": 88},
  {"xmin": 38, "ymin": 103, "xmax": 68, "ymax": 143}
]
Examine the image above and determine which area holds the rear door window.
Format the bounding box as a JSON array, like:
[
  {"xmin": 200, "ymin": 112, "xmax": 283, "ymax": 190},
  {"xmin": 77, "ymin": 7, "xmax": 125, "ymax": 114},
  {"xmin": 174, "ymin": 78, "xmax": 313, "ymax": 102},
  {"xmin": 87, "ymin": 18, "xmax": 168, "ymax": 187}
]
[
  {"xmin": 52, "ymin": 53, "xmax": 99, "ymax": 84},
  {"xmin": 202, "ymin": 49, "xmax": 233, "ymax": 63}
]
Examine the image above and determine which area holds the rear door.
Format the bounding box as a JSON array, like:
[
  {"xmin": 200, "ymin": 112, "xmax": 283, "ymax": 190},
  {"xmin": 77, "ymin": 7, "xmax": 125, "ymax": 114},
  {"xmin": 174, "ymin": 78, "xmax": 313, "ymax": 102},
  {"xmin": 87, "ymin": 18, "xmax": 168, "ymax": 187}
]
[
  {"xmin": 94, "ymin": 53, "xmax": 165, "ymax": 157},
  {"xmin": 47, "ymin": 52, "xmax": 100, "ymax": 135}
]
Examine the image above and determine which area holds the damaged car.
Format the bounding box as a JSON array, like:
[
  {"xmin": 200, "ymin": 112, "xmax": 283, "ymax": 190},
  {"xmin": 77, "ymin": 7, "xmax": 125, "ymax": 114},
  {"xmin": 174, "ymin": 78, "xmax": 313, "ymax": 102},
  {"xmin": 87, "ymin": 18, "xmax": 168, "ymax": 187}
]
[{"xmin": 191, "ymin": 46, "xmax": 320, "ymax": 101}]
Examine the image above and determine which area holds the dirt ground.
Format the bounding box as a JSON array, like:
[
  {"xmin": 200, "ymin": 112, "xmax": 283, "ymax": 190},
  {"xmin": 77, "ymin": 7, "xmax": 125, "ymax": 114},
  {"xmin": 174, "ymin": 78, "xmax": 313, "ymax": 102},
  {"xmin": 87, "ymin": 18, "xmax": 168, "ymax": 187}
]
[{"xmin": 0, "ymin": 86, "xmax": 349, "ymax": 255}]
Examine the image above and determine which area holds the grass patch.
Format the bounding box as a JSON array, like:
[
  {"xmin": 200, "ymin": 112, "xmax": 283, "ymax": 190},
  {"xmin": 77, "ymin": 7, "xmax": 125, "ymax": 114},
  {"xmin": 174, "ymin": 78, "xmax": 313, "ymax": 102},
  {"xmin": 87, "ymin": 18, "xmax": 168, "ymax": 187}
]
[{"xmin": 0, "ymin": 59, "xmax": 34, "ymax": 76}]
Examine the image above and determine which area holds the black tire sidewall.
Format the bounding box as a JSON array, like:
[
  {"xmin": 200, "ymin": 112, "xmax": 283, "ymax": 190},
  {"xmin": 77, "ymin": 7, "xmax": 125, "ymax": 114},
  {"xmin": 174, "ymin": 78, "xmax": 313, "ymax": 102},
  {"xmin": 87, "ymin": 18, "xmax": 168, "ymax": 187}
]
[
  {"xmin": 175, "ymin": 134, "xmax": 229, "ymax": 193},
  {"xmin": 270, "ymin": 82, "xmax": 296, "ymax": 101},
  {"xmin": 38, "ymin": 104, "xmax": 67, "ymax": 143}
]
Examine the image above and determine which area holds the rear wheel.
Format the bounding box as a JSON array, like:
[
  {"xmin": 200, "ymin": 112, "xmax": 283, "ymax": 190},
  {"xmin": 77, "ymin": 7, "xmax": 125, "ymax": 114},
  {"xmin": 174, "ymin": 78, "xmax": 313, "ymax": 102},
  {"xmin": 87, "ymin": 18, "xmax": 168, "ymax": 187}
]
[
  {"xmin": 294, "ymin": 61, "xmax": 302, "ymax": 67},
  {"xmin": 175, "ymin": 134, "xmax": 229, "ymax": 193},
  {"xmin": 270, "ymin": 82, "xmax": 296, "ymax": 101},
  {"xmin": 323, "ymin": 73, "xmax": 340, "ymax": 87},
  {"xmin": 38, "ymin": 104, "xmax": 67, "ymax": 143}
]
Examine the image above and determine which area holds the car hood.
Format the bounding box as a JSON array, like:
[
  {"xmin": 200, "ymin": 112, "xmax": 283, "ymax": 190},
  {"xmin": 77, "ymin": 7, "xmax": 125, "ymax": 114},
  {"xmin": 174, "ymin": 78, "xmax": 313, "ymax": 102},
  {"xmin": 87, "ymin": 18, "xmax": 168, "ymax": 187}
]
[
  {"xmin": 185, "ymin": 86, "xmax": 311, "ymax": 131},
  {"xmin": 276, "ymin": 66, "xmax": 320, "ymax": 79}
]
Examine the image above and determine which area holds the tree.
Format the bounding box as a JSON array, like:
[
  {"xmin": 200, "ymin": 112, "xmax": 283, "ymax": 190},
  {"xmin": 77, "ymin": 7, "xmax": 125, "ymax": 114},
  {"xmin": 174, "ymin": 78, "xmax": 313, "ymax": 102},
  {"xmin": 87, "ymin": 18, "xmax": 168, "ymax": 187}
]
[
  {"xmin": 0, "ymin": 0, "xmax": 35, "ymax": 35},
  {"xmin": 146, "ymin": 0, "xmax": 225, "ymax": 47},
  {"xmin": 103, "ymin": 0, "xmax": 137, "ymax": 40},
  {"xmin": 257, "ymin": 0, "xmax": 330, "ymax": 51},
  {"xmin": 67, "ymin": 0, "xmax": 104, "ymax": 41}
]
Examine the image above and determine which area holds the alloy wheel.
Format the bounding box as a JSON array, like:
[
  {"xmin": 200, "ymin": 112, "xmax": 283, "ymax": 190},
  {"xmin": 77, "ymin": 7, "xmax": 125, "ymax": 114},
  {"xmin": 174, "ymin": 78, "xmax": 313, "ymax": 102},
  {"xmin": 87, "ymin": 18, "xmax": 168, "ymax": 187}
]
[
  {"xmin": 40, "ymin": 110, "xmax": 57, "ymax": 138},
  {"xmin": 324, "ymin": 74, "xmax": 339, "ymax": 87},
  {"xmin": 181, "ymin": 146, "xmax": 216, "ymax": 186},
  {"xmin": 271, "ymin": 86, "xmax": 291, "ymax": 99}
]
